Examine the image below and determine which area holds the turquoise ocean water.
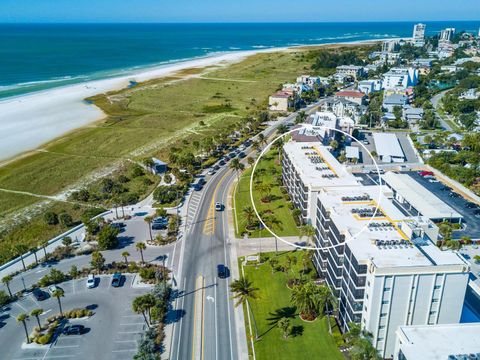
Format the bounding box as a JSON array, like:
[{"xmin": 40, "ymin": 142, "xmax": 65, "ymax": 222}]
[{"xmin": 0, "ymin": 22, "xmax": 479, "ymax": 99}]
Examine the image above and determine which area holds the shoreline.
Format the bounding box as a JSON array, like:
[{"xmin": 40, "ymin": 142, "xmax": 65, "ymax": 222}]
[{"xmin": 0, "ymin": 37, "xmax": 398, "ymax": 163}]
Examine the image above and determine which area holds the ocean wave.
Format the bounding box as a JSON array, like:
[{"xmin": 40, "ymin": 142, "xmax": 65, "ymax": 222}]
[
  {"xmin": 229, "ymin": 47, "xmax": 241, "ymax": 50},
  {"xmin": 0, "ymin": 75, "xmax": 89, "ymax": 92},
  {"xmin": 252, "ymin": 45, "xmax": 272, "ymax": 49}
]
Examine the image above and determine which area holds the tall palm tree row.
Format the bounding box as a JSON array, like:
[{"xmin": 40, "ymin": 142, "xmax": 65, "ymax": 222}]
[
  {"xmin": 17, "ymin": 313, "xmax": 30, "ymax": 344},
  {"xmin": 136, "ymin": 242, "xmax": 147, "ymax": 265},
  {"xmin": 229, "ymin": 158, "xmax": 245, "ymax": 179}
]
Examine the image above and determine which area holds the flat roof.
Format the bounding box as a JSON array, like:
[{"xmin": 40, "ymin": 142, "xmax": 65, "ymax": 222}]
[
  {"xmin": 345, "ymin": 146, "xmax": 359, "ymax": 159},
  {"xmin": 383, "ymin": 172, "xmax": 463, "ymax": 220},
  {"xmin": 283, "ymin": 141, "xmax": 359, "ymax": 190},
  {"xmin": 318, "ymin": 185, "xmax": 466, "ymax": 269},
  {"xmin": 397, "ymin": 323, "xmax": 480, "ymax": 360},
  {"xmin": 372, "ymin": 133, "xmax": 405, "ymax": 159}
]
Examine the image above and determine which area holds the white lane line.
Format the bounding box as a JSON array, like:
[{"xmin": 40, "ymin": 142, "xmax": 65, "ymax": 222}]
[
  {"xmin": 14, "ymin": 301, "xmax": 28, "ymax": 312},
  {"xmin": 174, "ymin": 277, "xmax": 186, "ymax": 360},
  {"xmin": 214, "ymin": 280, "xmax": 218, "ymax": 360},
  {"xmin": 221, "ymin": 175, "xmax": 234, "ymax": 360}
]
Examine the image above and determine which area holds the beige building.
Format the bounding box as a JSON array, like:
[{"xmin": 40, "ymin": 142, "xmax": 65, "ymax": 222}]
[{"xmin": 269, "ymin": 90, "xmax": 294, "ymax": 111}]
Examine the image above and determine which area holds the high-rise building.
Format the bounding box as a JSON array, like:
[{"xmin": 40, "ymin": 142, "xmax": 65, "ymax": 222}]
[
  {"xmin": 313, "ymin": 184, "xmax": 470, "ymax": 358},
  {"xmin": 440, "ymin": 28, "xmax": 456, "ymax": 42},
  {"xmin": 412, "ymin": 23, "xmax": 426, "ymax": 47}
]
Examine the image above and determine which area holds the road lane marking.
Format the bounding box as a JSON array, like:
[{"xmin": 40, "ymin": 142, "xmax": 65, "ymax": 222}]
[{"xmin": 192, "ymin": 276, "xmax": 205, "ymax": 360}]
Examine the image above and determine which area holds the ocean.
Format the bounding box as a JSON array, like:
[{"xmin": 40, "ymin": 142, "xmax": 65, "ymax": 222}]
[{"xmin": 1, "ymin": 21, "xmax": 479, "ymax": 99}]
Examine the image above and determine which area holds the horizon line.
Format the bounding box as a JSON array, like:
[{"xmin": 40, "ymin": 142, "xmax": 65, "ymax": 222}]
[{"xmin": 1, "ymin": 19, "xmax": 480, "ymax": 25}]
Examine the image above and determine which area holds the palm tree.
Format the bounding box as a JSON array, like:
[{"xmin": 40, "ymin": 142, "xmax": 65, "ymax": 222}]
[
  {"xmin": 17, "ymin": 313, "xmax": 30, "ymax": 344},
  {"xmin": 247, "ymin": 157, "xmax": 255, "ymax": 167},
  {"xmin": 136, "ymin": 242, "xmax": 147, "ymax": 265},
  {"xmin": 300, "ymin": 225, "xmax": 316, "ymax": 246},
  {"xmin": 2, "ymin": 275, "xmax": 13, "ymax": 297},
  {"xmin": 230, "ymin": 158, "xmax": 245, "ymax": 179},
  {"xmin": 258, "ymin": 133, "xmax": 267, "ymax": 148},
  {"xmin": 30, "ymin": 246, "xmax": 39, "ymax": 265},
  {"xmin": 319, "ymin": 285, "xmax": 337, "ymax": 335},
  {"xmin": 290, "ymin": 282, "xmax": 319, "ymax": 319},
  {"xmin": 273, "ymin": 138, "xmax": 285, "ymax": 162},
  {"xmin": 30, "ymin": 308, "xmax": 43, "ymax": 330},
  {"xmin": 277, "ymin": 317, "xmax": 291, "ymax": 339},
  {"xmin": 39, "ymin": 240, "xmax": 49, "ymax": 262},
  {"xmin": 144, "ymin": 216, "xmax": 154, "ymax": 241},
  {"xmin": 252, "ymin": 140, "xmax": 260, "ymax": 153},
  {"xmin": 276, "ymin": 124, "xmax": 288, "ymax": 135},
  {"xmin": 132, "ymin": 294, "xmax": 153, "ymax": 327},
  {"xmin": 242, "ymin": 206, "xmax": 256, "ymax": 229},
  {"xmin": 295, "ymin": 110, "xmax": 307, "ymax": 124},
  {"xmin": 230, "ymin": 277, "xmax": 260, "ymax": 340},
  {"xmin": 52, "ymin": 289, "xmax": 65, "ymax": 316},
  {"xmin": 16, "ymin": 244, "xmax": 28, "ymax": 271},
  {"xmin": 122, "ymin": 251, "xmax": 130, "ymax": 266}
]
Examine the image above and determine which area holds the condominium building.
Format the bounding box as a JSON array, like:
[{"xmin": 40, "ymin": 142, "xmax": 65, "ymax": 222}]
[
  {"xmin": 440, "ymin": 27, "xmax": 456, "ymax": 43},
  {"xmin": 394, "ymin": 323, "xmax": 480, "ymax": 360},
  {"xmin": 281, "ymin": 141, "xmax": 358, "ymax": 226},
  {"xmin": 412, "ymin": 23, "xmax": 426, "ymax": 47},
  {"xmin": 313, "ymin": 184, "xmax": 470, "ymax": 358},
  {"xmin": 382, "ymin": 67, "xmax": 419, "ymax": 90},
  {"xmin": 335, "ymin": 65, "xmax": 365, "ymax": 80}
]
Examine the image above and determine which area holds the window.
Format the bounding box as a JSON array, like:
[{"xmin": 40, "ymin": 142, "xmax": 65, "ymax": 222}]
[
  {"xmin": 380, "ymin": 313, "xmax": 387, "ymax": 317},
  {"xmin": 382, "ymin": 300, "xmax": 390, "ymax": 305},
  {"xmin": 384, "ymin": 287, "xmax": 391, "ymax": 291},
  {"xmin": 432, "ymin": 299, "xmax": 439, "ymax": 303},
  {"xmin": 434, "ymin": 285, "xmax": 441, "ymax": 290}
]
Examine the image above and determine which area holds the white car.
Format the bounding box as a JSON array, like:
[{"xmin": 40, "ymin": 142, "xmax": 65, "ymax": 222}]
[
  {"xmin": 48, "ymin": 285, "xmax": 62, "ymax": 295},
  {"xmin": 86, "ymin": 274, "xmax": 96, "ymax": 289},
  {"xmin": 215, "ymin": 202, "xmax": 223, "ymax": 211}
]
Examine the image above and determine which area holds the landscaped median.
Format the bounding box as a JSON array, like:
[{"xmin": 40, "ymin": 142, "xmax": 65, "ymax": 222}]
[
  {"xmin": 233, "ymin": 148, "xmax": 300, "ymax": 238},
  {"xmin": 236, "ymin": 251, "xmax": 344, "ymax": 360}
]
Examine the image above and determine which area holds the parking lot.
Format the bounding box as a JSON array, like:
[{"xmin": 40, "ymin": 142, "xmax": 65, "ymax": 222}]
[
  {"xmin": 352, "ymin": 170, "xmax": 480, "ymax": 240},
  {"xmin": 407, "ymin": 172, "xmax": 480, "ymax": 240},
  {"xmin": 1, "ymin": 275, "xmax": 150, "ymax": 360}
]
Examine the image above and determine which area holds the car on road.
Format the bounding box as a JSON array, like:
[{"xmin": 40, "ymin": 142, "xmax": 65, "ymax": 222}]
[
  {"xmin": 217, "ymin": 264, "xmax": 229, "ymax": 278},
  {"xmin": 48, "ymin": 285, "xmax": 62, "ymax": 295},
  {"xmin": 449, "ymin": 192, "xmax": 460, "ymax": 198},
  {"xmin": 474, "ymin": 210, "xmax": 480, "ymax": 218},
  {"xmin": 32, "ymin": 288, "xmax": 48, "ymax": 301},
  {"xmin": 466, "ymin": 202, "xmax": 479, "ymax": 209},
  {"xmin": 63, "ymin": 324, "xmax": 85, "ymax": 335},
  {"xmin": 86, "ymin": 274, "xmax": 96, "ymax": 289},
  {"xmin": 207, "ymin": 168, "xmax": 216, "ymax": 175},
  {"xmin": 215, "ymin": 202, "xmax": 223, "ymax": 211},
  {"xmin": 213, "ymin": 165, "xmax": 220, "ymax": 171},
  {"xmin": 418, "ymin": 170, "xmax": 434, "ymax": 177},
  {"xmin": 219, "ymin": 160, "xmax": 226, "ymax": 166},
  {"xmin": 440, "ymin": 186, "xmax": 450, "ymax": 191},
  {"xmin": 238, "ymin": 152, "xmax": 246, "ymax": 158},
  {"xmin": 428, "ymin": 178, "xmax": 439, "ymax": 183},
  {"xmin": 111, "ymin": 272, "xmax": 123, "ymax": 287}
]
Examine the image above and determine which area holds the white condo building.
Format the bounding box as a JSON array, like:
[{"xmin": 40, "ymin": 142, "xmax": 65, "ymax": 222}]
[
  {"xmin": 412, "ymin": 23, "xmax": 426, "ymax": 47},
  {"xmin": 440, "ymin": 28, "xmax": 456, "ymax": 42},
  {"xmin": 382, "ymin": 67, "xmax": 419, "ymax": 90}
]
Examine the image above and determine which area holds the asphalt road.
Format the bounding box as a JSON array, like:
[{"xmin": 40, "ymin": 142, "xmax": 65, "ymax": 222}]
[
  {"xmin": 169, "ymin": 101, "xmax": 326, "ymax": 360},
  {"xmin": 431, "ymin": 90, "xmax": 453, "ymax": 131}
]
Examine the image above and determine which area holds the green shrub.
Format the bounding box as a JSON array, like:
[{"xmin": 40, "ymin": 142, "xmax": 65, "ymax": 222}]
[
  {"xmin": 139, "ymin": 267, "xmax": 157, "ymax": 281},
  {"xmin": 37, "ymin": 333, "xmax": 52, "ymax": 345}
]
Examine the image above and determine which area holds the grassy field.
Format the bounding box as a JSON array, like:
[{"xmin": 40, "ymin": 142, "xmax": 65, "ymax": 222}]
[
  {"xmin": 240, "ymin": 251, "xmax": 343, "ymax": 360},
  {"xmin": 234, "ymin": 148, "xmax": 300, "ymax": 238}
]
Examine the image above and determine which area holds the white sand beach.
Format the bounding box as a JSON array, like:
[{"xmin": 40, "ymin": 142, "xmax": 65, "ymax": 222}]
[
  {"xmin": 0, "ymin": 38, "xmax": 395, "ymax": 163},
  {"xmin": 0, "ymin": 50, "xmax": 262, "ymax": 162}
]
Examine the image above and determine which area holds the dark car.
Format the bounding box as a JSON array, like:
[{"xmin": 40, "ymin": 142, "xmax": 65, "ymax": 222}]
[
  {"xmin": 466, "ymin": 202, "xmax": 479, "ymax": 209},
  {"xmin": 217, "ymin": 264, "xmax": 229, "ymax": 279},
  {"xmin": 449, "ymin": 192, "xmax": 460, "ymax": 198},
  {"xmin": 111, "ymin": 272, "xmax": 123, "ymax": 287},
  {"xmin": 219, "ymin": 160, "xmax": 226, "ymax": 166},
  {"xmin": 32, "ymin": 288, "xmax": 48, "ymax": 301},
  {"xmin": 111, "ymin": 222, "xmax": 126, "ymax": 229},
  {"xmin": 63, "ymin": 324, "xmax": 85, "ymax": 335},
  {"xmin": 238, "ymin": 152, "xmax": 246, "ymax": 158}
]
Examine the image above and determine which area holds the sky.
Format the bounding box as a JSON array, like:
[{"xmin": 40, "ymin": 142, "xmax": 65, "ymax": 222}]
[{"xmin": 0, "ymin": 0, "xmax": 479, "ymax": 23}]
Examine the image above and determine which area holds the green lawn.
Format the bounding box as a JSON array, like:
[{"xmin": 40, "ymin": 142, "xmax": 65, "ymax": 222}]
[
  {"xmin": 234, "ymin": 149, "xmax": 300, "ymax": 238},
  {"xmin": 239, "ymin": 251, "xmax": 343, "ymax": 360}
]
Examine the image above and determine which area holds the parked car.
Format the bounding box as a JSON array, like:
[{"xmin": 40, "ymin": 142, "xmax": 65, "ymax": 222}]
[
  {"xmin": 362, "ymin": 139, "xmax": 370, "ymax": 145},
  {"xmin": 111, "ymin": 273, "xmax": 123, "ymax": 287},
  {"xmin": 63, "ymin": 324, "xmax": 85, "ymax": 335},
  {"xmin": 207, "ymin": 168, "xmax": 216, "ymax": 175},
  {"xmin": 86, "ymin": 274, "xmax": 96, "ymax": 289},
  {"xmin": 152, "ymin": 217, "xmax": 168, "ymax": 230},
  {"xmin": 238, "ymin": 152, "xmax": 246, "ymax": 158},
  {"xmin": 215, "ymin": 202, "xmax": 223, "ymax": 211},
  {"xmin": 48, "ymin": 285, "xmax": 62, "ymax": 295},
  {"xmin": 217, "ymin": 264, "xmax": 229, "ymax": 278},
  {"xmin": 32, "ymin": 288, "xmax": 48, "ymax": 301},
  {"xmin": 466, "ymin": 202, "xmax": 479, "ymax": 209},
  {"xmin": 428, "ymin": 178, "xmax": 439, "ymax": 183},
  {"xmin": 213, "ymin": 165, "xmax": 220, "ymax": 171},
  {"xmin": 449, "ymin": 192, "xmax": 460, "ymax": 198},
  {"xmin": 111, "ymin": 222, "xmax": 125, "ymax": 229}
]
